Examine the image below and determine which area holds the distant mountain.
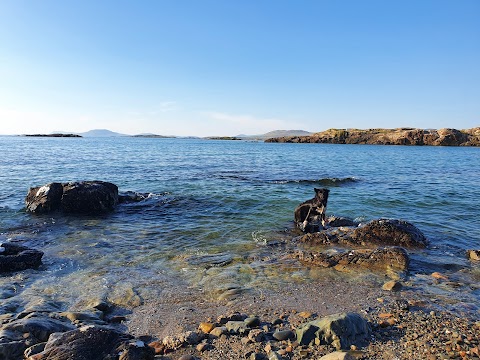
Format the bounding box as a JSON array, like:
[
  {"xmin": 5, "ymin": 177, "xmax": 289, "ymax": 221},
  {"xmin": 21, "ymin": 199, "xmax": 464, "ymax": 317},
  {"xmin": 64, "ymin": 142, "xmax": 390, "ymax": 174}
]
[
  {"xmin": 237, "ymin": 130, "xmax": 312, "ymax": 140},
  {"xmin": 79, "ymin": 129, "xmax": 127, "ymax": 137}
]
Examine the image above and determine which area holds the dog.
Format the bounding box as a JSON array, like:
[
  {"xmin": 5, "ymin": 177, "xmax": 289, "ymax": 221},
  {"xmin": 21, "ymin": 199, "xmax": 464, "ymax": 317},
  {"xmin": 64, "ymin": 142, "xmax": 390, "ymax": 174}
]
[{"xmin": 294, "ymin": 188, "xmax": 330, "ymax": 232}]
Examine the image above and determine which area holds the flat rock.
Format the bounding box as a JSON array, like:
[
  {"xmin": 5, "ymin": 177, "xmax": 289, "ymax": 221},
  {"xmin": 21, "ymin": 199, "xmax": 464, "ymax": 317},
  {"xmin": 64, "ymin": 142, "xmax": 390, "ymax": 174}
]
[{"xmin": 295, "ymin": 312, "xmax": 370, "ymax": 350}]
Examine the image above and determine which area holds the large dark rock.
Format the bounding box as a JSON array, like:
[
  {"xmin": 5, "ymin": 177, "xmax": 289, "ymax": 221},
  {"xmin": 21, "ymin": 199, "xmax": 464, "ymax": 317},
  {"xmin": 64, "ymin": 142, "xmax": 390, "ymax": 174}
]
[
  {"xmin": 351, "ymin": 219, "xmax": 428, "ymax": 248},
  {"xmin": 300, "ymin": 219, "xmax": 427, "ymax": 249},
  {"xmin": 0, "ymin": 243, "xmax": 43, "ymax": 272},
  {"xmin": 25, "ymin": 181, "xmax": 119, "ymax": 214},
  {"xmin": 35, "ymin": 327, "xmax": 154, "ymax": 360}
]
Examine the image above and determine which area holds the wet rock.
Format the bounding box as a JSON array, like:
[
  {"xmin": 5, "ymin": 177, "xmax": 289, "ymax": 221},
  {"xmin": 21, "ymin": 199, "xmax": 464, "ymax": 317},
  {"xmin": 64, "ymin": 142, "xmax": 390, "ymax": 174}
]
[
  {"xmin": 25, "ymin": 181, "xmax": 118, "ymax": 214},
  {"xmin": 299, "ymin": 219, "xmax": 427, "ymax": 248},
  {"xmin": 294, "ymin": 246, "xmax": 409, "ymax": 273},
  {"xmin": 351, "ymin": 219, "xmax": 427, "ymax": 248},
  {"xmin": 0, "ymin": 243, "xmax": 43, "ymax": 272},
  {"xmin": 295, "ymin": 312, "xmax": 370, "ymax": 350},
  {"xmin": 467, "ymin": 250, "xmax": 480, "ymax": 261},
  {"xmin": 118, "ymin": 191, "xmax": 151, "ymax": 204},
  {"xmin": 0, "ymin": 317, "xmax": 75, "ymax": 343},
  {"xmin": 33, "ymin": 326, "xmax": 149, "ymax": 360}
]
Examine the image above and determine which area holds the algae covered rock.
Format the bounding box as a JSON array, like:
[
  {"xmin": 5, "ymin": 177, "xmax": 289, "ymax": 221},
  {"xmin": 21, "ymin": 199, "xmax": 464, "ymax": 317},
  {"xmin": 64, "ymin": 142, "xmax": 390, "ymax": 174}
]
[{"xmin": 295, "ymin": 312, "xmax": 370, "ymax": 350}]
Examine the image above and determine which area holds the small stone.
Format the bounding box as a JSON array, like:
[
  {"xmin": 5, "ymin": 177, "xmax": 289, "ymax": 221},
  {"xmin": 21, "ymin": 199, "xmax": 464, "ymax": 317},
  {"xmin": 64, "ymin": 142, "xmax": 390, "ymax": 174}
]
[
  {"xmin": 199, "ymin": 322, "xmax": 215, "ymax": 334},
  {"xmin": 273, "ymin": 330, "xmax": 295, "ymax": 341},
  {"xmin": 378, "ymin": 313, "xmax": 394, "ymax": 319},
  {"xmin": 248, "ymin": 329, "xmax": 265, "ymax": 342},
  {"xmin": 431, "ymin": 272, "xmax": 448, "ymax": 280},
  {"xmin": 244, "ymin": 316, "xmax": 261, "ymax": 328},
  {"xmin": 196, "ymin": 342, "xmax": 210, "ymax": 352},
  {"xmin": 382, "ymin": 280, "xmax": 402, "ymax": 291},
  {"xmin": 264, "ymin": 343, "xmax": 272, "ymax": 353},
  {"xmin": 298, "ymin": 311, "xmax": 313, "ymax": 319},
  {"xmin": 209, "ymin": 326, "xmax": 227, "ymax": 337}
]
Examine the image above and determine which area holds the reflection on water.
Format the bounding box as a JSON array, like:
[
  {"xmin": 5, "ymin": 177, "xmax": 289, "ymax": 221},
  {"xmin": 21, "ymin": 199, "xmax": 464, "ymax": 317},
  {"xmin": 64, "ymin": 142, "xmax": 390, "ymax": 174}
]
[{"xmin": 0, "ymin": 137, "xmax": 479, "ymax": 317}]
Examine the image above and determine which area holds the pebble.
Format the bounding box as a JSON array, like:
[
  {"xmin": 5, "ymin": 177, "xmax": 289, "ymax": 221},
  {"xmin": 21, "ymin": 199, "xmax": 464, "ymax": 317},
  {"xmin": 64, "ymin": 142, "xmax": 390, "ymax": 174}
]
[
  {"xmin": 198, "ymin": 322, "xmax": 215, "ymax": 334},
  {"xmin": 382, "ymin": 280, "xmax": 402, "ymax": 291},
  {"xmin": 272, "ymin": 330, "xmax": 295, "ymax": 341}
]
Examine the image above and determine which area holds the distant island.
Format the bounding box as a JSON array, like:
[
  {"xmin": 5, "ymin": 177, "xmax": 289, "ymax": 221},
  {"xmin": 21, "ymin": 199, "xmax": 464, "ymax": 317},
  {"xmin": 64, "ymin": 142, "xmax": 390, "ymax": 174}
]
[
  {"xmin": 265, "ymin": 127, "xmax": 480, "ymax": 146},
  {"xmin": 206, "ymin": 136, "xmax": 242, "ymax": 140},
  {"xmin": 23, "ymin": 133, "xmax": 82, "ymax": 138},
  {"xmin": 132, "ymin": 134, "xmax": 175, "ymax": 138}
]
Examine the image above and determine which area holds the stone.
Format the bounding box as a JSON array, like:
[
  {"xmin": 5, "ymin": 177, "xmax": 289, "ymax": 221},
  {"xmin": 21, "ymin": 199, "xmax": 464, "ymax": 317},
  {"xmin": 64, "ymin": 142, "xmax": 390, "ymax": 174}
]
[
  {"xmin": 272, "ymin": 330, "xmax": 295, "ymax": 341},
  {"xmin": 178, "ymin": 355, "xmax": 195, "ymax": 360},
  {"xmin": 0, "ymin": 341, "xmax": 27, "ymax": 360},
  {"xmin": 327, "ymin": 216, "xmax": 358, "ymax": 227},
  {"xmin": 319, "ymin": 351, "xmax": 356, "ymax": 360},
  {"xmin": 431, "ymin": 272, "xmax": 448, "ymax": 280},
  {"xmin": 24, "ymin": 342, "xmax": 46, "ymax": 358},
  {"xmin": 162, "ymin": 331, "xmax": 202, "ymax": 350},
  {"xmin": 298, "ymin": 311, "xmax": 313, "ymax": 319},
  {"xmin": 209, "ymin": 326, "xmax": 227, "ymax": 337},
  {"xmin": 198, "ymin": 322, "xmax": 215, "ymax": 334},
  {"xmin": 0, "ymin": 317, "xmax": 75, "ymax": 343},
  {"xmin": 225, "ymin": 321, "xmax": 249, "ymax": 334},
  {"xmin": 244, "ymin": 316, "xmax": 260, "ymax": 328},
  {"xmin": 25, "ymin": 181, "xmax": 119, "ymax": 214},
  {"xmin": 295, "ymin": 312, "xmax": 370, "ymax": 350},
  {"xmin": 467, "ymin": 250, "xmax": 480, "ymax": 261},
  {"xmin": 107, "ymin": 285, "xmax": 143, "ymax": 308},
  {"xmin": 382, "ymin": 280, "xmax": 402, "ymax": 291},
  {"xmin": 248, "ymin": 329, "xmax": 265, "ymax": 342},
  {"xmin": 0, "ymin": 243, "xmax": 43, "ymax": 272},
  {"xmin": 117, "ymin": 341, "xmax": 155, "ymax": 360}
]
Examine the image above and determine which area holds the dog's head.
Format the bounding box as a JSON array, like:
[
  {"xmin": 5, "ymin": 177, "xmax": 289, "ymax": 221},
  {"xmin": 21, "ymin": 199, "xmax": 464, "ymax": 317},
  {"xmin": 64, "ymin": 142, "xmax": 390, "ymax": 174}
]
[{"xmin": 314, "ymin": 188, "xmax": 329, "ymax": 202}]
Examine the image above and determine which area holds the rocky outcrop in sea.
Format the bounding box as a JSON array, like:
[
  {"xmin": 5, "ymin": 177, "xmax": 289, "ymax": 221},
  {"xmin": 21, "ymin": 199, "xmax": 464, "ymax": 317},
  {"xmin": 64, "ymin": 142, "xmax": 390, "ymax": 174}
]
[{"xmin": 265, "ymin": 127, "xmax": 480, "ymax": 146}]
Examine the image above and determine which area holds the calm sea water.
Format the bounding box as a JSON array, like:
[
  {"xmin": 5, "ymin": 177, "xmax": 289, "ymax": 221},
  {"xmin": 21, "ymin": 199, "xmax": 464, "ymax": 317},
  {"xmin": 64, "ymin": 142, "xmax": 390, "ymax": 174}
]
[{"xmin": 1, "ymin": 136, "xmax": 479, "ymax": 313}]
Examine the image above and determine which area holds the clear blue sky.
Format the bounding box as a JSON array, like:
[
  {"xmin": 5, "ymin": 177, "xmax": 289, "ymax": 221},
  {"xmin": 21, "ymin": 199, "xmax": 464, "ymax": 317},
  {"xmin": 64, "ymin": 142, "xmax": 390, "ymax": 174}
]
[{"xmin": 0, "ymin": 0, "xmax": 478, "ymax": 136}]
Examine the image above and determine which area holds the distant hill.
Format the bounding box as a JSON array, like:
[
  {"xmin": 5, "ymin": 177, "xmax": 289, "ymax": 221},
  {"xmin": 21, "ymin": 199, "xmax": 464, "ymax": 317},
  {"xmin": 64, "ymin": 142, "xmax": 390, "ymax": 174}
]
[
  {"xmin": 132, "ymin": 133, "xmax": 176, "ymax": 138},
  {"xmin": 79, "ymin": 129, "xmax": 127, "ymax": 137},
  {"xmin": 237, "ymin": 130, "xmax": 312, "ymax": 140}
]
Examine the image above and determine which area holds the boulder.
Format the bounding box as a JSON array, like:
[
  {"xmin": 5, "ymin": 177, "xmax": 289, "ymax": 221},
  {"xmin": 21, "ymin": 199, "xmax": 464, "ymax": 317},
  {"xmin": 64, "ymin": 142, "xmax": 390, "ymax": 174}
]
[
  {"xmin": 350, "ymin": 219, "xmax": 428, "ymax": 248},
  {"xmin": 0, "ymin": 243, "xmax": 43, "ymax": 272},
  {"xmin": 34, "ymin": 326, "xmax": 154, "ymax": 360},
  {"xmin": 25, "ymin": 181, "xmax": 118, "ymax": 214},
  {"xmin": 295, "ymin": 312, "xmax": 370, "ymax": 350}
]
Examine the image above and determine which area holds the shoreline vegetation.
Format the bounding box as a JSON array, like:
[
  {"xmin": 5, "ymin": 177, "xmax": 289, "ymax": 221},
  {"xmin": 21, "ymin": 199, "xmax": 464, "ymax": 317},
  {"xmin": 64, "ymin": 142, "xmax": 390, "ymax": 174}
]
[{"xmin": 265, "ymin": 127, "xmax": 480, "ymax": 146}]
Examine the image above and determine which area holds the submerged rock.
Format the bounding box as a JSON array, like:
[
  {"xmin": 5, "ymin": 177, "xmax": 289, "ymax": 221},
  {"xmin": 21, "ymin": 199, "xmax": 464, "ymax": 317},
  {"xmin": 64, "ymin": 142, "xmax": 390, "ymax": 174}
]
[
  {"xmin": 25, "ymin": 181, "xmax": 118, "ymax": 215},
  {"xmin": 296, "ymin": 312, "xmax": 371, "ymax": 350},
  {"xmin": 293, "ymin": 246, "xmax": 409, "ymax": 274},
  {"xmin": 0, "ymin": 243, "xmax": 43, "ymax": 272}
]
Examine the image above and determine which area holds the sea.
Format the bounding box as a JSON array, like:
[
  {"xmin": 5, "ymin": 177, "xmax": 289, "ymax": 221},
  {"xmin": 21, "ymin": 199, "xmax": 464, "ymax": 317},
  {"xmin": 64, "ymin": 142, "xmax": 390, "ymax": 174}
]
[{"xmin": 1, "ymin": 136, "xmax": 479, "ymax": 316}]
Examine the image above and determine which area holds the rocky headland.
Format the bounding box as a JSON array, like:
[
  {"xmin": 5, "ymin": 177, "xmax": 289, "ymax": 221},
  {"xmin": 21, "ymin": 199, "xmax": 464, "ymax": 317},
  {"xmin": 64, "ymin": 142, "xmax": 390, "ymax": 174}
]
[{"xmin": 265, "ymin": 127, "xmax": 480, "ymax": 146}]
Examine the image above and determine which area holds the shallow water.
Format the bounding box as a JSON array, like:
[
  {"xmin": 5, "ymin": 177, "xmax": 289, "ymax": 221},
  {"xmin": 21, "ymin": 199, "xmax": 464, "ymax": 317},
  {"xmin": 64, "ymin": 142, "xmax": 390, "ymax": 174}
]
[{"xmin": 1, "ymin": 137, "xmax": 479, "ymax": 315}]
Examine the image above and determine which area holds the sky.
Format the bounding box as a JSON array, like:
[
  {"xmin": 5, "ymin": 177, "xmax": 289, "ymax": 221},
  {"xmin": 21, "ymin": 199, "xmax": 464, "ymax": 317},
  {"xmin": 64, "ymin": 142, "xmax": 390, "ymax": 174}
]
[{"xmin": 0, "ymin": 0, "xmax": 479, "ymax": 136}]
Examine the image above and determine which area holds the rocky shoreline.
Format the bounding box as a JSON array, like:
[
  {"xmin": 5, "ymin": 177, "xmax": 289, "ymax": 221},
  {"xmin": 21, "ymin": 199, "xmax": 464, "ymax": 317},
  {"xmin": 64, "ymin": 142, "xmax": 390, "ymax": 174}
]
[
  {"xmin": 1, "ymin": 181, "xmax": 479, "ymax": 359},
  {"xmin": 265, "ymin": 127, "xmax": 480, "ymax": 146}
]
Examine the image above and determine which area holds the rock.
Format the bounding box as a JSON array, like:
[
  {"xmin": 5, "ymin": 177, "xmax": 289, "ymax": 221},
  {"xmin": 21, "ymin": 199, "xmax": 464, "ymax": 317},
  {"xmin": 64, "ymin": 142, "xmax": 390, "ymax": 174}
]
[
  {"xmin": 225, "ymin": 320, "xmax": 249, "ymax": 334},
  {"xmin": 0, "ymin": 340, "xmax": 27, "ymax": 360},
  {"xmin": 25, "ymin": 181, "xmax": 119, "ymax": 214},
  {"xmin": 467, "ymin": 250, "xmax": 480, "ymax": 261},
  {"xmin": 33, "ymin": 326, "xmax": 154, "ymax": 360},
  {"xmin": 299, "ymin": 218, "xmax": 427, "ymax": 248},
  {"xmin": 382, "ymin": 280, "xmax": 402, "ymax": 291},
  {"xmin": 24, "ymin": 182, "xmax": 64, "ymax": 214},
  {"xmin": 248, "ymin": 329, "xmax": 265, "ymax": 342},
  {"xmin": 351, "ymin": 219, "xmax": 427, "ymax": 248},
  {"xmin": 431, "ymin": 272, "xmax": 448, "ymax": 280},
  {"xmin": 209, "ymin": 326, "xmax": 227, "ymax": 337},
  {"xmin": 217, "ymin": 312, "xmax": 247, "ymax": 324},
  {"xmin": 0, "ymin": 317, "xmax": 75, "ymax": 343},
  {"xmin": 162, "ymin": 331, "xmax": 202, "ymax": 350},
  {"xmin": 24, "ymin": 342, "xmax": 46, "ymax": 358},
  {"xmin": 107, "ymin": 285, "xmax": 143, "ymax": 308},
  {"xmin": 244, "ymin": 316, "xmax": 260, "ymax": 328},
  {"xmin": 319, "ymin": 351, "xmax": 355, "ymax": 360},
  {"xmin": 294, "ymin": 246, "xmax": 409, "ymax": 274},
  {"xmin": 295, "ymin": 312, "xmax": 370, "ymax": 350},
  {"xmin": 118, "ymin": 191, "xmax": 150, "ymax": 204},
  {"xmin": 0, "ymin": 243, "xmax": 43, "ymax": 272},
  {"xmin": 178, "ymin": 355, "xmax": 195, "ymax": 360},
  {"xmin": 59, "ymin": 311, "xmax": 105, "ymax": 325},
  {"xmin": 198, "ymin": 322, "xmax": 215, "ymax": 334},
  {"xmin": 298, "ymin": 311, "xmax": 313, "ymax": 319},
  {"xmin": 294, "ymin": 188, "xmax": 330, "ymax": 232},
  {"xmin": 272, "ymin": 330, "xmax": 295, "ymax": 341}
]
